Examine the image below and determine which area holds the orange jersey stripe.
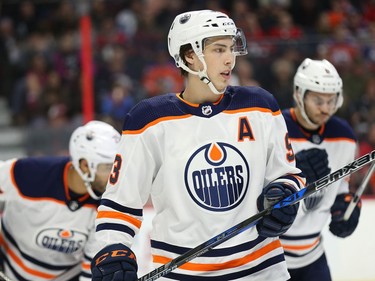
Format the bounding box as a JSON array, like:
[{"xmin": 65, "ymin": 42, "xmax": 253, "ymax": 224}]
[
  {"xmin": 123, "ymin": 107, "xmax": 280, "ymax": 136},
  {"xmin": 224, "ymin": 107, "xmax": 281, "ymax": 116},
  {"xmin": 282, "ymin": 237, "xmax": 320, "ymax": 251},
  {"xmin": 0, "ymin": 234, "xmax": 56, "ymax": 279},
  {"xmin": 153, "ymin": 240, "xmax": 282, "ymax": 272},
  {"xmin": 81, "ymin": 261, "xmax": 91, "ymax": 270},
  {"xmin": 97, "ymin": 210, "xmax": 142, "ymax": 229},
  {"xmin": 123, "ymin": 114, "xmax": 192, "ymax": 135},
  {"xmin": 291, "ymin": 174, "xmax": 306, "ymax": 186}
]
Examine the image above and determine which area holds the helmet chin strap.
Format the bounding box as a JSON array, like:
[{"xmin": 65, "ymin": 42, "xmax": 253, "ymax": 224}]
[
  {"xmin": 179, "ymin": 55, "xmax": 226, "ymax": 95},
  {"xmin": 80, "ymin": 171, "xmax": 101, "ymax": 200},
  {"xmin": 300, "ymin": 107, "xmax": 320, "ymax": 128},
  {"xmin": 84, "ymin": 181, "xmax": 101, "ymax": 200},
  {"xmin": 294, "ymin": 91, "xmax": 319, "ymax": 128},
  {"xmin": 198, "ymin": 71, "xmax": 223, "ymax": 95},
  {"xmin": 197, "ymin": 55, "xmax": 225, "ymax": 95}
]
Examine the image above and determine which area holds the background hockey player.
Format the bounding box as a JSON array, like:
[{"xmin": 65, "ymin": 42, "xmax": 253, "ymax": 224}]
[
  {"xmin": 0, "ymin": 120, "xmax": 120, "ymax": 281},
  {"xmin": 280, "ymin": 58, "xmax": 361, "ymax": 281},
  {"xmin": 91, "ymin": 10, "xmax": 305, "ymax": 281}
]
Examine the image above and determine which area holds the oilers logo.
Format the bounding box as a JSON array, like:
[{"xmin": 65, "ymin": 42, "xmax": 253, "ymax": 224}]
[
  {"xmin": 36, "ymin": 228, "xmax": 87, "ymax": 254},
  {"xmin": 185, "ymin": 142, "xmax": 249, "ymax": 211}
]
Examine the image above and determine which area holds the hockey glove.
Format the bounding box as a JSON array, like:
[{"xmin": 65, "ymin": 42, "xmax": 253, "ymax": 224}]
[
  {"xmin": 91, "ymin": 243, "xmax": 138, "ymax": 281},
  {"xmin": 329, "ymin": 193, "xmax": 361, "ymax": 238},
  {"xmin": 295, "ymin": 148, "xmax": 331, "ymax": 183},
  {"xmin": 295, "ymin": 148, "xmax": 331, "ymax": 210},
  {"xmin": 256, "ymin": 183, "xmax": 300, "ymax": 237}
]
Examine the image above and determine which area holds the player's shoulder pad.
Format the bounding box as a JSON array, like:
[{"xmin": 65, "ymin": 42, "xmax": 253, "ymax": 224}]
[
  {"xmin": 122, "ymin": 94, "xmax": 186, "ymax": 131},
  {"xmin": 14, "ymin": 156, "xmax": 70, "ymax": 198},
  {"xmin": 325, "ymin": 115, "xmax": 357, "ymax": 142},
  {"xmin": 281, "ymin": 108, "xmax": 300, "ymax": 136},
  {"xmin": 226, "ymin": 86, "xmax": 281, "ymax": 113}
]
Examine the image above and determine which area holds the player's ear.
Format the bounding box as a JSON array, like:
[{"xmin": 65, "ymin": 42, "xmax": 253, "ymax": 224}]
[
  {"xmin": 184, "ymin": 50, "xmax": 195, "ymax": 65},
  {"xmin": 79, "ymin": 159, "xmax": 90, "ymax": 174}
]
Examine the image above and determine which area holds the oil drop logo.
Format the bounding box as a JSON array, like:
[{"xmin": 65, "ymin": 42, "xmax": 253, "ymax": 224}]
[{"xmin": 185, "ymin": 142, "xmax": 249, "ymax": 211}]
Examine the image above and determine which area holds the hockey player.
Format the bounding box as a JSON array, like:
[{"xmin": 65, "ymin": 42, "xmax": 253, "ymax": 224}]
[
  {"xmin": 280, "ymin": 58, "xmax": 361, "ymax": 281},
  {"xmin": 91, "ymin": 10, "xmax": 305, "ymax": 281},
  {"xmin": 0, "ymin": 121, "xmax": 120, "ymax": 281}
]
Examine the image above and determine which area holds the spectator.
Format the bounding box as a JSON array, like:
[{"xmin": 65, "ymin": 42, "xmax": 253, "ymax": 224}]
[
  {"xmin": 141, "ymin": 49, "xmax": 184, "ymax": 97},
  {"xmin": 268, "ymin": 11, "xmax": 304, "ymax": 40},
  {"xmin": 268, "ymin": 57, "xmax": 296, "ymax": 109},
  {"xmin": 353, "ymin": 122, "xmax": 375, "ymax": 195},
  {"xmin": 349, "ymin": 76, "xmax": 375, "ymax": 139},
  {"xmin": 230, "ymin": 57, "xmax": 260, "ymax": 87},
  {"xmin": 100, "ymin": 75, "xmax": 135, "ymax": 131}
]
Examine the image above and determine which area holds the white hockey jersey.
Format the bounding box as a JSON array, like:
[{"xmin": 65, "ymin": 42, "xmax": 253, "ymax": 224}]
[
  {"xmin": 0, "ymin": 157, "xmax": 100, "ymax": 281},
  {"xmin": 280, "ymin": 108, "xmax": 357, "ymax": 269},
  {"xmin": 95, "ymin": 86, "xmax": 305, "ymax": 280}
]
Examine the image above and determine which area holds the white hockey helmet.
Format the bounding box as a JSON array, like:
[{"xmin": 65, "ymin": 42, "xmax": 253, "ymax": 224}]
[
  {"xmin": 293, "ymin": 58, "xmax": 343, "ymax": 125},
  {"xmin": 167, "ymin": 10, "xmax": 247, "ymax": 94},
  {"xmin": 69, "ymin": 121, "xmax": 120, "ymax": 198}
]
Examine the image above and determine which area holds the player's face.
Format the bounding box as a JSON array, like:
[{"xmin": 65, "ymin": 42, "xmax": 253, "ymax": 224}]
[
  {"xmin": 304, "ymin": 91, "xmax": 338, "ymax": 125},
  {"xmin": 91, "ymin": 163, "xmax": 113, "ymax": 194},
  {"xmin": 203, "ymin": 36, "xmax": 236, "ymax": 92}
]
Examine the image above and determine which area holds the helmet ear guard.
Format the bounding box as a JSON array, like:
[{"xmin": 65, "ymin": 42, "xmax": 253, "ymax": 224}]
[
  {"xmin": 69, "ymin": 121, "xmax": 121, "ymax": 199},
  {"xmin": 293, "ymin": 58, "xmax": 343, "ymax": 125}
]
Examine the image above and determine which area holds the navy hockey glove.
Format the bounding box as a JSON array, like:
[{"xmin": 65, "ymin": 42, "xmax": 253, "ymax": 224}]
[
  {"xmin": 329, "ymin": 193, "xmax": 361, "ymax": 238},
  {"xmin": 256, "ymin": 183, "xmax": 300, "ymax": 237},
  {"xmin": 295, "ymin": 148, "xmax": 331, "ymax": 210},
  {"xmin": 91, "ymin": 243, "xmax": 138, "ymax": 281}
]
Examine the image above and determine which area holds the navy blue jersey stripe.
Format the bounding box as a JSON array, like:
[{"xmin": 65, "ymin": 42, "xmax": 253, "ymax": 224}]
[
  {"xmin": 280, "ymin": 232, "xmax": 320, "ymax": 240},
  {"xmin": 279, "ymin": 174, "xmax": 304, "ymax": 187},
  {"xmin": 96, "ymin": 223, "xmax": 135, "ymax": 237},
  {"xmin": 83, "ymin": 253, "xmax": 92, "ymax": 261},
  {"xmin": 151, "ymin": 236, "xmax": 267, "ymax": 257},
  {"xmin": 284, "ymin": 251, "xmax": 309, "ymax": 258},
  {"xmin": 100, "ymin": 199, "xmax": 142, "ymax": 216}
]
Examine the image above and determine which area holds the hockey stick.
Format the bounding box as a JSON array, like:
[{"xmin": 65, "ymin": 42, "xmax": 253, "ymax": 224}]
[
  {"xmin": 343, "ymin": 161, "xmax": 375, "ymax": 221},
  {"xmin": 138, "ymin": 149, "xmax": 375, "ymax": 281},
  {"xmin": 0, "ymin": 271, "xmax": 13, "ymax": 281}
]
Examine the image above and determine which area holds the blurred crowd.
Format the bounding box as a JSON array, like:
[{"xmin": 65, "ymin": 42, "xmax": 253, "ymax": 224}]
[{"xmin": 0, "ymin": 0, "xmax": 374, "ymax": 193}]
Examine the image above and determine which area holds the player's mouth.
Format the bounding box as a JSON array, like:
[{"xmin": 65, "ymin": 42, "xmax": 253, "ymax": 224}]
[{"xmin": 220, "ymin": 70, "xmax": 231, "ymax": 80}]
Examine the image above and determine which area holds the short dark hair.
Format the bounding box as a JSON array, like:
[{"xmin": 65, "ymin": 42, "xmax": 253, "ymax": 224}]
[{"xmin": 179, "ymin": 43, "xmax": 193, "ymax": 77}]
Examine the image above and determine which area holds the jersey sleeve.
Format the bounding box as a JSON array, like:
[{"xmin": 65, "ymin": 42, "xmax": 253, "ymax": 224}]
[
  {"xmin": 94, "ymin": 102, "xmax": 158, "ymax": 251},
  {"xmin": 264, "ymin": 105, "xmax": 305, "ymax": 190}
]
